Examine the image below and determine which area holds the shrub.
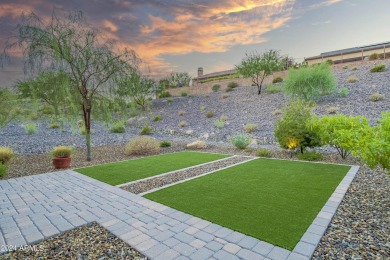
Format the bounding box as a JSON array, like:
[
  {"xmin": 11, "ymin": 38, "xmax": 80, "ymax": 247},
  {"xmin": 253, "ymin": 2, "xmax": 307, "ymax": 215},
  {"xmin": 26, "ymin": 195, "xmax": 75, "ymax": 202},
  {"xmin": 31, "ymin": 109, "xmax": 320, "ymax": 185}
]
[
  {"xmin": 80, "ymin": 127, "xmax": 94, "ymax": 135},
  {"xmin": 338, "ymin": 87, "xmax": 349, "ymax": 97},
  {"xmin": 160, "ymin": 141, "xmax": 171, "ymax": 147},
  {"xmin": 283, "ymin": 62, "xmax": 336, "ymax": 101},
  {"xmin": 211, "ymin": 84, "xmax": 221, "ymax": 92},
  {"xmin": 186, "ymin": 140, "xmax": 207, "ymax": 149},
  {"xmin": 52, "ymin": 146, "xmax": 72, "ymax": 158},
  {"xmin": 110, "ymin": 121, "xmax": 126, "ymax": 133},
  {"xmin": 125, "ymin": 136, "xmax": 160, "ymax": 155},
  {"xmin": 265, "ymin": 85, "xmax": 282, "ymax": 94},
  {"xmin": 297, "ymin": 151, "xmax": 324, "ymax": 161},
  {"xmin": 0, "ymin": 164, "xmax": 6, "ymax": 178},
  {"xmin": 256, "ymin": 148, "xmax": 272, "ymax": 157},
  {"xmin": 129, "ymin": 102, "xmax": 138, "ymax": 117},
  {"xmin": 206, "ymin": 111, "xmax": 214, "ymax": 118},
  {"xmin": 0, "ymin": 147, "xmax": 14, "ymax": 164},
  {"xmin": 200, "ymin": 106, "xmax": 206, "ymax": 111},
  {"xmin": 178, "ymin": 110, "xmax": 186, "ymax": 116},
  {"xmin": 272, "ymin": 77, "xmax": 283, "ymax": 84},
  {"xmin": 370, "ymin": 64, "xmax": 386, "ymax": 73},
  {"xmin": 166, "ymin": 97, "xmax": 173, "ymax": 102},
  {"xmin": 180, "ymin": 90, "xmax": 189, "ymax": 97},
  {"xmin": 25, "ymin": 123, "xmax": 37, "ymax": 135},
  {"xmin": 230, "ymin": 134, "xmax": 251, "ymax": 149},
  {"xmin": 351, "ymin": 67, "xmax": 358, "ymax": 71},
  {"xmin": 179, "ymin": 120, "xmax": 187, "ymax": 127},
  {"xmin": 346, "ymin": 76, "xmax": 358, "ymax": 83},
  {"xmin": 244, "ymin": 123, "xmax": 257, "ymax": 133},
  {"xmin": 220, "ymin": 115, "xmax": 228, "ymax": 122},
  {"xmin": 272, "ymin": 109, "xmax": 282, "ymax": 116},
  {"xmin": 227, "ymin": 82, "xmax": 238, "ymax": 89},
  {"xmin": 369, "ymin": 53, "xmax": 379, "ymax": 60},
  {"xmin": 326, "ymin": 59, "xmax": 333, "ymax": 65},
  {"xmin": 30, "ymin": 112, "xmax": 39, "ymax": 120},
  {"xmin": 49, "ymin": 122, "xmax": 60, "ymax": 129},
  {"xmin": 214, "ymin": 119, "xmax": 225, "ymax": 129},
  {"xmin": 140, "ymin": 123, "xmax": 152, "ymax": 135},
  {"xmin": 342, "ymin": 65, "xmax": 348, "ymax": 69},
  {"xmin": 40, "ymin": 105, "xmax": 54, "ymax": 115},
  {"xmin": 274, "ymin": 100, "xmax": 321, "ymax": 153},
  {"xmin": 153, "ymin": 115, "xmax": 161, "ymax": 121},
  {"xmin": 326, "ymin": 106, "xmax": 339, "ymax": 114},
  {"xmin": 159, "ymin": 91, "xmax": 171, "ymax": 98},
  {"xmin": 225, "ymin": 87, "xmax": 233, "ymax": 92},
  {"xmin": 369, "ymin": 93, "xmax": 385, "ymax": 102},
  {"xmin": 309, "ymin": 114, "xmax": 371, "ymax": 159},
  {"xmin": 221, "ymin": 93, "xmax": 230, "ymax": 99}
]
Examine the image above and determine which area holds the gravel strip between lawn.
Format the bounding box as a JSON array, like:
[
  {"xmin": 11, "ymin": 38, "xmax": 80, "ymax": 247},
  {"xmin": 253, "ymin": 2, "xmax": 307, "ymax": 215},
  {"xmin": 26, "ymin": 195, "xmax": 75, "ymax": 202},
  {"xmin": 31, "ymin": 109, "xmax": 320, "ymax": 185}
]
[
  {"xmin": 0, "ymin": 222, "xmax": 146, "ymax": 260},
  {"xmin": 120, "ymin": 155, "xmax": 253, "ymax": 194}
]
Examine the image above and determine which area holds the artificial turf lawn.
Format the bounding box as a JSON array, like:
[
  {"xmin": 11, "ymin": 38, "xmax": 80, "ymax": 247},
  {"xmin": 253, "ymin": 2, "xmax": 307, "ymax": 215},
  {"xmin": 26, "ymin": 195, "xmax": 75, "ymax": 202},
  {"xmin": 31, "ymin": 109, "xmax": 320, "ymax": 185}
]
[
  {"xmin": 75, "ymin": 151, "xmax": 229, "ymax": 185},
  {"xmin": 144, "ymin": 158, "xmax": 350, "ymax": 250}
]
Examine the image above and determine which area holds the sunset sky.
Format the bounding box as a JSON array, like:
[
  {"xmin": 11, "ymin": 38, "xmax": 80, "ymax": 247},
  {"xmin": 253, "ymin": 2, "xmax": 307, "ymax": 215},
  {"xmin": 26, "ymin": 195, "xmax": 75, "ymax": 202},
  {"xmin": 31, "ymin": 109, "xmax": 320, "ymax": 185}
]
[{"xmin": 0, "ymin": 0, "xmax": 389, "ymax": 86}]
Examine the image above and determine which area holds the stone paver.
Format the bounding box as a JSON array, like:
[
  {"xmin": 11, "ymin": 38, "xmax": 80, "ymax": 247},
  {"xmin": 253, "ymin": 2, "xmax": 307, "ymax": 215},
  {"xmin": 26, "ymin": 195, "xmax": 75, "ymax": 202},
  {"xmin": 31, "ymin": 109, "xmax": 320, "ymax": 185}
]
[{"xmin": 0, "ymin": 165, "xmax": 359, "ymax": 259}]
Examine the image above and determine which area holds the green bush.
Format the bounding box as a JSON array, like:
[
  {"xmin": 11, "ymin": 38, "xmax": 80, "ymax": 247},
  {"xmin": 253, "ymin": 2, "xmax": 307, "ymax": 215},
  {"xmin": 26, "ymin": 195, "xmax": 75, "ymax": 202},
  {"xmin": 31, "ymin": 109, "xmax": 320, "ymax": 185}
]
[
  {"xmin": 159, "ymin": 91, "xmax": 172, "ymax": 98},
  {"xmin": 297, "ymin": 151, "xmax": 324, "ymax": 161},
  {"xmin": 211, "ymin": 84, "xmax": 221, "ymax": 92},
  {"xmin": 369, "ymin": 53, "xmax": 379, "ymax": 60},
  {"xmin": 338, "ymin": 87, "xmax": 349, "ymax": 97},
  {"xmin": 283, "ymin": 62, "xmax": 336, "ymax": 101},
  {"xmin": 214, "ymin": 119, "xmax": 225, "ymax": 129},
  {"xmin": 230, "ymin": 134, "xmax": 251, "ymax": 149},
  {"xmin": 351, "ymin": 67, "xmax": 358, "ymax": 71},
  {"xmin": 326, "ymin": 59, "xmax": 333, "ymax": 65},
  {"xmin": 244, "ymin": 123, "xmax": 257, "ymax": 133},
  {"xmin": 140, "ymin": 123, "xmax": 152, "ymax": 135},
  {"xmin": 369, "ymin": 93, "xmax": 385, "ymax": 102},
  {"xmin": 39, "ymin": 105, "xmax": 54, "ymax": 115},
  {"xmin": 256, "ymin": 148, "xmax": 272, "ymax": 157},
  {"xmin": 346, "ymin": 76, "xmax": 358, "ymax": 83},
  {"xmin": 0, "ymin": 147, "xmax": 14, "ymax": 164},
  {"xmin": 272, "ymin": 77, "xmax": 283, "ymax": 84},
  {"xmin": 166, "ymin": 98, "xmax": 173, "ymax": 102},
  {"xmin": 30, "ymin": 113, "xmax": 39, "ymax": 120},
  {"xmin": 201, "ymin": 74, "xmax": 240, "ymax": 83},
  {"xmin": 49, "ymin": 122, "xmax": 60, "ymax": 129},
  {"xmin": 265, "ymin": 85, "xmax": 283, "ymax": 94},
  {"xmin": 25, "ymin": 123, "xmax": 37, "ymax": 135},
  {"xmin": 110, "ymin": 121, "xmax": 126, "ymax": 133},
  {"xmin": 180, "ymin": 90, "xmax": 189, "ymax": 97},
  {"xmin": 160, "ymin": 141, "xmax": 171, "ymax": 147},
  {"xmin": 0, "ymin": 164, "xmax": 7, "ymax": 178},
  {"xmin": 52, "ymin": 146, "xmax": 72, "ymax": 158},
  {"xmin": 227, "ymin": 82, "xmax": 238, "ymax": 89},
  {"xmin": 309, "ymin": 114, "xmax": 371, "ymax": 159},
  {"xmin": 370, "ymin": 64, "xmax": 386, "ymax": 73},
  {"xmin": 206, "ymin": 111, "xmax": 214, "ymax": 118},
  {"xmin": 275, "ymin": 100, "xmax": 321, "ymax": 153},
  {"xmin": 125, "ymin": 136, "xmax": 160, "ymax": 155},
  {"xmin": 153, "ymin": 115, "xmax": 161, "ymax": 121}
]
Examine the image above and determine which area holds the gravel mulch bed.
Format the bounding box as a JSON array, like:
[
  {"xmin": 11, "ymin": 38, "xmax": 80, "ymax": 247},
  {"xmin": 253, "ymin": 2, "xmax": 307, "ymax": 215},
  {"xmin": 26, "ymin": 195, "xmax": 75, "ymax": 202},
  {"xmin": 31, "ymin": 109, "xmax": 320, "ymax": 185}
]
[
  {"xmin": 0, "ymin": 222, "xmax": 146, "ymax": 260},
  {"xmin": 121, "ymin": 155, "xmax": 253, "ymax": 194}
]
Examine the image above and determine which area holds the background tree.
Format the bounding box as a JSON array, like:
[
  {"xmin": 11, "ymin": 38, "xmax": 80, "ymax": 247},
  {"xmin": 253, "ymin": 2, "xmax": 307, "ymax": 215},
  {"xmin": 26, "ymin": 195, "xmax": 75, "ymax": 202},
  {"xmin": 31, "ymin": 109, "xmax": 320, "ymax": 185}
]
[
  {"xmin": 3, "ymin": 11, "xmax": 139, "ymax": 161},
  {"xmin": 274, "ymin": 99, "xmax": 321, "ymax": 153},
  {"xmin": 236, "ymin": 49, "xmax": 283, "ymax": 95},
  {"xmin": 283, "ymin": 62, "xmax": 336, "ymax": 101},
  {"xmin": 164, "ymin": 72, "xmax": 191, "ymax": 88},
  {"xmin": 0, "ymin": 89, "xmax": 20, "ymax": 128}
]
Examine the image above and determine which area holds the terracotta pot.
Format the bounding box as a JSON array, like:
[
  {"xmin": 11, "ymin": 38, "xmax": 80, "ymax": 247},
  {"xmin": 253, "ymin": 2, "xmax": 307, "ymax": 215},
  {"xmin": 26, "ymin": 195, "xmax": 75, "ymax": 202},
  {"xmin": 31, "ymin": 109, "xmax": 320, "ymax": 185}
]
[{"xmin": 52, "ymin": 157, "xmax": 71, "ymax": 169}]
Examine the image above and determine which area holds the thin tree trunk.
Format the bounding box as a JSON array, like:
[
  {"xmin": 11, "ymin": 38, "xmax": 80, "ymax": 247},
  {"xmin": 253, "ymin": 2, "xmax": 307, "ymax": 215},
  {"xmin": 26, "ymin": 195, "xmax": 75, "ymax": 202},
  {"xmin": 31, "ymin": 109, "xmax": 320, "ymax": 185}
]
[
  {"xmin": 86, "ymin": 128, "xmax": 91, "ymax": 161},
  {"xmin": 82, "ymin": 100, "xmax": 92, "ymax": 161}
]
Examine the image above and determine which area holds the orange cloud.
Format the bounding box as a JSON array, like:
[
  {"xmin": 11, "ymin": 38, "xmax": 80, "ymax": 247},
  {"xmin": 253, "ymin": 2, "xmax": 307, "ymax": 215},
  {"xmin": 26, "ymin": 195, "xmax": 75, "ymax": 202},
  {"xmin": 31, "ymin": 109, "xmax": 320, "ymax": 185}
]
[{"xmin": 102, "ymin": 19, "xmax": 118, "ymax": 32}]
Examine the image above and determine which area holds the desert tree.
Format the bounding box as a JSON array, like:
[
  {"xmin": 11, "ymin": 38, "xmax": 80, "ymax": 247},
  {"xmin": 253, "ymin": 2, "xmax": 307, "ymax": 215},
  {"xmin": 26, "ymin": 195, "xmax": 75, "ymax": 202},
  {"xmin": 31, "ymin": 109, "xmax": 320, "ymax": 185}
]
[
  {"xmin": 236, "ymin": 49, "xmax": 283, "ymax": 95},
  {"xmin": 2, "ymin": 10, "xmax": 139, "ymax": 161}
]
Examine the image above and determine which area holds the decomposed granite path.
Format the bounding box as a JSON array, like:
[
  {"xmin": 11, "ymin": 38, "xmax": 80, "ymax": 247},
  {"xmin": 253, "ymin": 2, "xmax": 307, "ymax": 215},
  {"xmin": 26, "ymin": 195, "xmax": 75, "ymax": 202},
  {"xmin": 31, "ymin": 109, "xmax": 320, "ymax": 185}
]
[{"xmin": 0, "ymin": 165, "xmax": 358, "ymax": 259}]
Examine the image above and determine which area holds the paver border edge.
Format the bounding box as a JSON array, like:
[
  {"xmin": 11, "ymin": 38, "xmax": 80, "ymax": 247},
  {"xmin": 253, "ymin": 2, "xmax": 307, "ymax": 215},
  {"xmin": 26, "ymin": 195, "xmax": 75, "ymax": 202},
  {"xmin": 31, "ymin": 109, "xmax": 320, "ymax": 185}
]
[{"xmin": 289, "ymin": 165, "xmax": 360, "ymax": 259}]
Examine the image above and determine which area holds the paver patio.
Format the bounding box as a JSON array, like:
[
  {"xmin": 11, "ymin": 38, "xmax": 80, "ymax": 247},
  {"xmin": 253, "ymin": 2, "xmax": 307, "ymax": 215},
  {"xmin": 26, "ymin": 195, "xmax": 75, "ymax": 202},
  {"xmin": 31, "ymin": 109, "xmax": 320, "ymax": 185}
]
[{"xmin": 0, "ymin": 165, "xmax": 358, "ymax": 259}]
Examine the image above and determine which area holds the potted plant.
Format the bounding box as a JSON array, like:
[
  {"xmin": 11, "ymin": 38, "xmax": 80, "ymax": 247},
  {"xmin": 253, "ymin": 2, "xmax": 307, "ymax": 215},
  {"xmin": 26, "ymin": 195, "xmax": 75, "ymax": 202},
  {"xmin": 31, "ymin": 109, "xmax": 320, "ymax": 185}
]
[{"xmin": 52, "ymin": 146, "xmax": 73, "ymax": 169}]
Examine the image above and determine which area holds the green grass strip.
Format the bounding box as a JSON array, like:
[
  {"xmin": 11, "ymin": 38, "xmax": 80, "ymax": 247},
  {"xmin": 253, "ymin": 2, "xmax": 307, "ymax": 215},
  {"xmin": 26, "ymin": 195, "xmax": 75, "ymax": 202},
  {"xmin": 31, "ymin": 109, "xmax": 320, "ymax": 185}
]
[
  {"xmin": 144, "ymin": 158, "xmax": 350, "ymax": 250},
  {"xmin": 75, "ymin": 151, "xmax": 229, "ymax": 185}
]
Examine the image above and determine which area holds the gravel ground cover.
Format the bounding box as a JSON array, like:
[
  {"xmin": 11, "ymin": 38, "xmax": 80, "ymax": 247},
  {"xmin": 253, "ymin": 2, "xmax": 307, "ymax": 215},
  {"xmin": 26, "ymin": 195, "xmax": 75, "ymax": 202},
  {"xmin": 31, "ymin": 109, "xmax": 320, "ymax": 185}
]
[
  {"xmin": 121, "ymin": 155, "xmax": 251, "ymax": 194},
  {"xmin": 0, "ymin": 222, "xmax": 146, "ymax": 260}
]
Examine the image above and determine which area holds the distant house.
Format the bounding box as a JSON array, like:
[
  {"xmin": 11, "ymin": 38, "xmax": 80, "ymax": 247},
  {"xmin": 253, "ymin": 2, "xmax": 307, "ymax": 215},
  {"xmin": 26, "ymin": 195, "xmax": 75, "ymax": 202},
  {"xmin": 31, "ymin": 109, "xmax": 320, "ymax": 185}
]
[
  {"xmin": 304, "ymin": 41, "xmax": 390, "ymax": 65},
  {"xmin": 193, "ymin": 67, "xmax": 237, "ymax": 85}
]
